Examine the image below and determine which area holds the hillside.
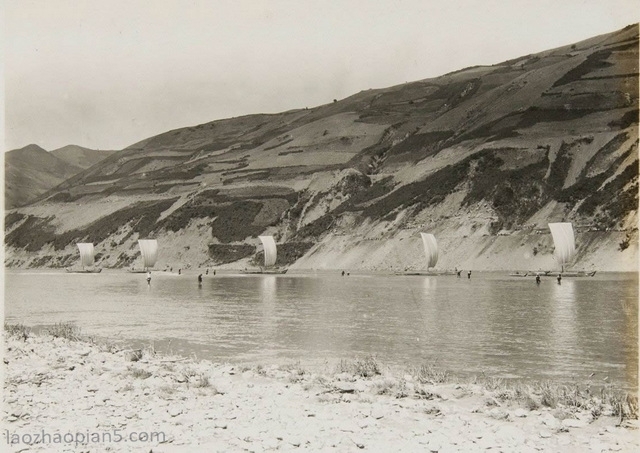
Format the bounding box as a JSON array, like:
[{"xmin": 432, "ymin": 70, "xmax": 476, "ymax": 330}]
[
  {"xmin": 4, "ymin": 144, "xmax": 83, "ymax": 209},
  {"xmin": 4, "ymin": 144, "xmax": 116, "ymax": 209},
  {"xmin": 50, "ymin": 145, "xmax": 117, "ymax": 170},
  {"xmin": 5, "ymin": 24, "xmax": 639, "ymax": 271}
]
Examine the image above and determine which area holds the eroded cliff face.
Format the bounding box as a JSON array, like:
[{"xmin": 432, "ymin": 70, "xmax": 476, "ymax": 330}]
[{"xmin": 5, "ymin": 25, "xmax": 639, "ymax": 271}]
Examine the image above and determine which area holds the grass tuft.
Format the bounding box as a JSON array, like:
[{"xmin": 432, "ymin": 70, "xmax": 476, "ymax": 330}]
[
  {"xmin": 129, "ymin": 367, "xmax": 153, "ymax": 379},
  {"xmin": 4, "ymin": 323, "xmax": 30, "ymax": 341},
  {"xmin": 46, "ymin": 322, "xmax": 81, "ymax": 341},
  {"xmin": 336, "ymin": 356, "xmax": 381, "ymax": 378},
  {"xmin": 411, "ymin": 363, "xmax": 450, "ymax": 384}
]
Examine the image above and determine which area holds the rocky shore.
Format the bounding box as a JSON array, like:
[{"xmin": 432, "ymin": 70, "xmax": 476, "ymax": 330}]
[{"xmin": 3, "ymin": 327, "xmax": 638, "ymax": 452}]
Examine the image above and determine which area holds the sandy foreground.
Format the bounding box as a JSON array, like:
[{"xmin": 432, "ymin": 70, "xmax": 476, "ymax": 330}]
[{"xmin": 2, "ymin": 333, "xmax": 638, "ymax": 453}]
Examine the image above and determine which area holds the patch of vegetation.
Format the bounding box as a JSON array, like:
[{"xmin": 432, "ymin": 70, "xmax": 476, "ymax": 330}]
[
  {"xmin": 463, "ymin": 151, "xmax": 549, "ymax": 225},
  {"xmin": 29, "ymin": 256, "xmax": 53, "ymax": 268},
  {"xmin": 581, "ymin": 133, "xmax": 630, "ymax": 178},
  {"xmin": 5, "ymin": 215, "xmax": 57, "ymax": 252},
  {"xmin": 359, "ymin": 158, "xmax": 469, "ymax": 220},
  {"xmin": 286, "ymin": 191, "xmax": 311, "ymax": 223},
  {"xmin": 546, "ymin": 141, "xmax": 574, "ymax": 193},
  {"xmin": 410, "ymin": 363, "xmax": 450, "ymax": 384},
  {"xmin": 619, "ymin": 235, "xmax": 631, "ymax": 251},
  {"xmin": 427, "ymin": 78, "xmax": 481, "ymax": 108},
  {"xmin": 264, "ymin": 138, "xmax": 294, "ymax": 150},
  {"xmin": 553, "ymin": 43, "xmax": 635, "ymax": 87},
  {"xmin": 384, "ymin": 131, "xmax": 455, "ymax": 165},
  {"xmin": 5, "ymin": 323, "xmax": 30, "ymax": 341},
  {"xmin": 293, "ymin": 214, "xmax": 335, "ymax": 240},
  {"xmin": 334, "ymin": 176, "xmax": 395, "ymax": 214},
  {"xmin": 337, "ymin": 171, "xmax": 371, "ymax": 197},
  {"xmin": 5, "ymin": 212, "xmax": 25, "ymax": 229},
  {"xmin": 152, "ymin": 162, "xmax": 209, "ymax": 181},
  {"xmin": 47, "ymin": 192, "xmax": 87, "ymax": 203},
  {"xmin": 46, "ymin": 322, "xmax": 81, "ymax": 341},
  {"xmin": 336, "ymin": 356, "xmax": 381, "ymax": 378},
  {"xmin": 557, "ymin": 144, "xmax": 635, "ymax": 210},
  {"xmin": 579, "ymin": 162, "xmax": 639, "ymax": 218},
  {"xmin": 6, "ymin": 199, "xmax": 177, "ymax": 254},
  {"xmin": 60, "ymin": 199, "xmax": 177, "ymax": 250},
  {"xmin": 609, "ymin": 109, "xmax": 639, "ymax": 129},
  {"xmin": 157, "ymin": 206, "xmax": 220, "ymax": 232},
  {"xmin": 347, "ymin": 132, "xmax": 395, "ymax": 174},
  {"xmin": 208, "ymin": 244, "xmax": 255, "ymax": 264},
  {"xmin": 210, "ymin": 201, "xmax": 265, "ymax": 242},
  {"xmin": 278, "ymin": 149, "xmax": 304, "ymax": 156},
  {"xmin": 463, "ymin": 107, "xmax": 599, "ymax": 142}
]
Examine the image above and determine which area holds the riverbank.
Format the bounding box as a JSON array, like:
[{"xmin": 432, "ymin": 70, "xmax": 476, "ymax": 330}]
[{"xmin": 3, "ymin": 325, "xmax": 638, "ymax": 452}]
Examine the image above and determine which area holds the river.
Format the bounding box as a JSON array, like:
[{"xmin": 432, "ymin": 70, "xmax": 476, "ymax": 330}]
[{"xmin": 4, "ymin": 269, "xmax": 638, "ymax": 390}]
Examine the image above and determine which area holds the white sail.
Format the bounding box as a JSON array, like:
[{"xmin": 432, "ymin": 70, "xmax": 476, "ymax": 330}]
[
  {"xmin": 548, "ymin": 223, "xmax": 575, "ymax": 270},
  {"xmin": 76, "ymin": 243, "xmax": 95, "ymax": 268},
  {"xmin": 138, "ymin": 239, "xmax": 158, "ymax": 269},
  {"xmin": 420, "ymin": 233, "xmax": 439, "ymax": 269},
  {"xmin": 259, "ymin": 235, "xmax": 277, "ymax": 268}
]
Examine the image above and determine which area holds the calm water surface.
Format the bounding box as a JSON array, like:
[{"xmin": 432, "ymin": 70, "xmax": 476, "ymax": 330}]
[{"xmin": 5, "ymin": 270, "xmax": 638, "ymax": 390}]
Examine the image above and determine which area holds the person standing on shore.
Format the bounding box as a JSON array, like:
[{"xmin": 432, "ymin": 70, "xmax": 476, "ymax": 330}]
[
  {"xmin": 146, "ymin": 271, "xmax": 151, "ymax": 285},
  {"xmin": 467, "ymin": 270, "xmax": 471, "ymax": 279},
  {"xmin": 198, "ymin": 274, "xmax": 203, "ymax": 285},
  {"xmin": 557, "ymin": 273, "xmax": 562, "ymax": 284},
  {"xmin": 536, "ymin": 273, "xmax": 541, "ymax": 284}
]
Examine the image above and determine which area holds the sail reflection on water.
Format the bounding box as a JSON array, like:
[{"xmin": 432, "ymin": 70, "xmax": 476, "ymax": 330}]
[
  {"xmin": 259, "ymin": 276, "xmax": 278, "ymax": 344},
  {"xmin": 549, "ymin": 279, "xmax": 578, "ymax": 368},
  {"xmin": 422, "ymin": 276, "xmax": 438, "ymax": 295}
]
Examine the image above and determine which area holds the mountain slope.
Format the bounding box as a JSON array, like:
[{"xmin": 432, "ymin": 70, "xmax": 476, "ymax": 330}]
[
  {"xmin": 51, "ymin": 145, "xmax": 117, "ymax": 170},
  {"xmin": 5, "ymin": 24, "xmax": 639, "ymax": 271},
  {"xmin": 4, "ymin": 145, "xmax": 83, "ymax": 209}
]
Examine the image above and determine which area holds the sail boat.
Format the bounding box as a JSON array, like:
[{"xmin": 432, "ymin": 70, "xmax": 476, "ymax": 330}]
[
  {"xmin": 129, "ymin": 239, "xmax": 159, "ymax": 273},
  {"xmin": 421, "ymin": 233, "xmax": 439, "ymax": 270},
  {"xmin": 66, "ymin": 242, "xmax": 102, "ymax": 273},
  {"xmin": 398, "ymin": 233, "xmax": 455, "ymax": 276},
  {"xmin": 244, "ymin": 235, "xmax": 287, "ymax": 274},
  {"xmin": 548, "ymin": 222, "xmax": 596, "ymax": 277}
]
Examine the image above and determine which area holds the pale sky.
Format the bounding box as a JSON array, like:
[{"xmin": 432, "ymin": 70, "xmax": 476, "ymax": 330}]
[{"xmin": 3, "ymin": 0, "xmax": 639, "ymax": 151}]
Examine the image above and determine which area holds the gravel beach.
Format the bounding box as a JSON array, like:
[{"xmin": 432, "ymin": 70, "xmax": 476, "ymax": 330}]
[{"xmin": 3, "ymin": 331, "xmax": 638, "ymax": 452}]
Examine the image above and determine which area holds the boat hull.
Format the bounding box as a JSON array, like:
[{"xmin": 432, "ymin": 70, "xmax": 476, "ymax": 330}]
[
  {"xmin": 66, "ymin": 268, "xmax": 102, "ymax": 273},
  {"xmin": 508, "ymin": 271, "xmax": 596, "ymax": 277},
  {"xmin": 242, "ymin": 269, "xmax": 288, "ymax": 274},
  {"xmin": 508, "ymin": 271, "xmax": 553, "ymax": 277},
  {"xmin": 395, "ymin": 270, "xmax": 457, "ymax": 276},
  {"xmin": 557, "ymin": 271, "xmax": 597, "ymax": 277}
]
